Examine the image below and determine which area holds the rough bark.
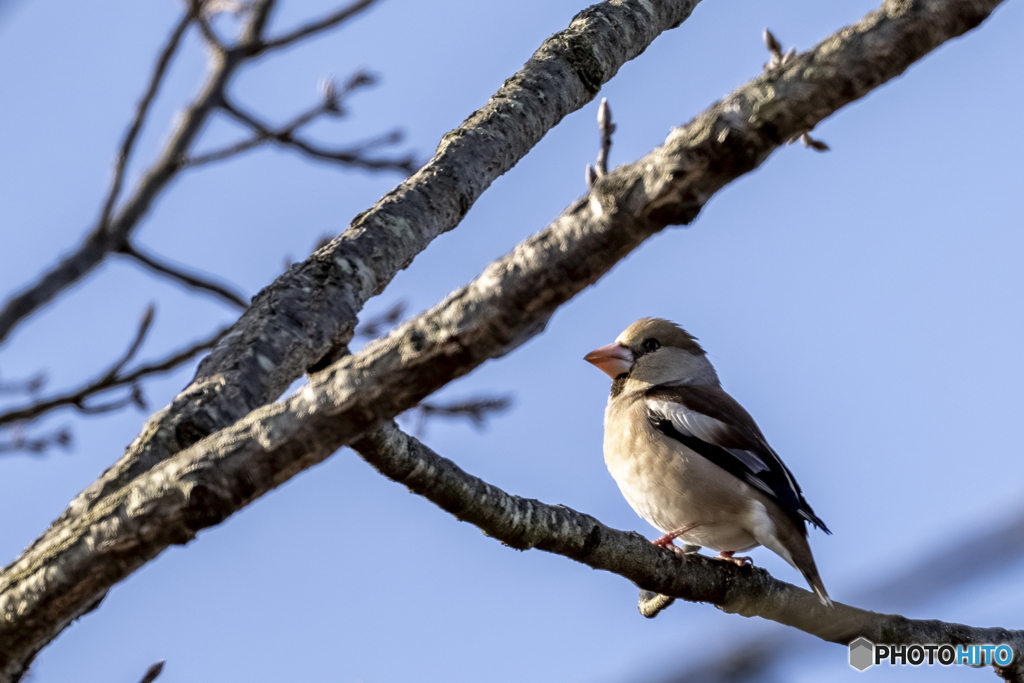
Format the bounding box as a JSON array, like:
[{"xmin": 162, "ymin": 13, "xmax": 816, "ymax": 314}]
[
  {"xmin": 55, "ymin": 0, "xmax": 702, "ymax": 528},
  {"xmin": 351, "ymin": 423, "xmax": 1024, "ymax": 682},
  {"xmin": 0, "ymin": 0, "xmax": 1006, "ymax": 680}
]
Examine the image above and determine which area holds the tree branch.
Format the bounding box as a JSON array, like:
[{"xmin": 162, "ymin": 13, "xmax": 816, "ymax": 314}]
[
  {"xmin": 0, "ymin": 428, "xmax": 71, "ymax": 456},
  {"xmin": 0, "ymin": 0, "xmax": 325, "ymax": 344},
  {"xmin": 65, "ymin": 0, "xmax": 705, "ymax": 543},
  {"xmin": 187, "ymin": 0, "xmax": 227, "ymax": 53},
  {"xmin": 665, "ymin": 504, "xmax": 1024, "ymax": 683},
  {"xmin": 0, "ymin": 0, "xmax": 1005, "ymax": 679},
  {"xmin": 137, "ymin": 661, "xmax": 164, "ymax": 683},
  {"xmin": 0, "ymin": 322, "xmax": 225, "ymax": 427},
  {"xmin": 410, "ymin": 395, "xmax": 513, "ymax": 436},
  {"xmin": 353, "ymin": 423, "xmax": 1024, "ymax": 682},
  {"xmin": 118, "ymin": 244, "xmax": 248, "ymax": 310},
  {"xmin": 216, "ymin": 97, "xmax": 416, "ymax": 174},
  {"xmin": 256, "ymin": 0, "xmax": 380, "ymax": 53},
  {"xmin": 97, "ymin": 11, "xmax": 192, "ymax": 234}
]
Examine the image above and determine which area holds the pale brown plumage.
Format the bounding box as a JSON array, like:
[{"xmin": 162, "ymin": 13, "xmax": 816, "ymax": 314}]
[{"xmin": 585, "ymin": 318, "xmax": 831, "ymax": 606}]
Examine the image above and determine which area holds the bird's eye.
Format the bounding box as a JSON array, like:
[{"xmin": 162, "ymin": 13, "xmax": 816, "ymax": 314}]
[{"xmin": 642, "ymin": 338, "xmax": 661, "ymax": 353}]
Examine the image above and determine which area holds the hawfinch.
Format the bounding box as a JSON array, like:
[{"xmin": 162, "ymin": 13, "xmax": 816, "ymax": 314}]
[{"xmin": 585, "ymin": 318, "xmax": 831, "ymax": 606}]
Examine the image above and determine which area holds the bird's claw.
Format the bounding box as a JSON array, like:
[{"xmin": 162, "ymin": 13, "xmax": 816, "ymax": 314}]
[{"xmin": 714, "ymin": 551, "xmax": 753, "ymax": 567}]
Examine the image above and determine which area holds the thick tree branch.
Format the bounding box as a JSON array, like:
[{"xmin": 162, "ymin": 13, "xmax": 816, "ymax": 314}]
[
  {"xmin": 353, "ymin": 423, "xmax": 1024, "ymax": 682},
  {"xmin": 59, "ymin": 0, "xmax": 704, "ymax": 548},
  {"xmin": 666, "ymin": 505, "xmax": 1024, "ymax": 683},
  {"xmin": 0, "ymin": 0, "xmax": 1005, "ymax": 680}
]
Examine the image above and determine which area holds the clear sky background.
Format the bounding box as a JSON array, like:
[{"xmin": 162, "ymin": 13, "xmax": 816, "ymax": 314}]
[{"xmin": 1, "ymin": 0, "xmax": 1023, "ymax": 681}]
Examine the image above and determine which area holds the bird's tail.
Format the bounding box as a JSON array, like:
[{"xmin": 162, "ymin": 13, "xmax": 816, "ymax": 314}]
[
  {"xmin": 800, "ymin": 560, "xmax": 833, "ymax": 608},
  {"xmin": 761, "ymin": 510, "xmax": 833, "ymax": 607}
]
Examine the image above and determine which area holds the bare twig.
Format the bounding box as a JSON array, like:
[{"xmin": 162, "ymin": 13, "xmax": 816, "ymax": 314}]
[
  {"xmin": 0, "ymin": 427, "xmax": 71, "ymax": 456},
  {"xmin": 187, "ymin": 71, "xmax": 388, "ymax": 168},
  {"xmin": 801, "ymin": 132, "xmax": 830, "ymax": 151},
  {"xmin": 256, "ymin": 0, "xmax": 380, "ymax": 52},
  {"xmin": 663, "ymin": 504, "xmax": 1024, "ymax": 683},
  {"xmin": 354, "ymin": 301, "xmax": 406, "ymax": 339},
  {"xmin": 0, "ymin": 372, "xmax": 46, "ymax": 396},
  {"xmin": 138, "ymin": 660, "xmax": 165, "ymax": 683},
  {"xmin": 0, "ymin": 0, "xmax": 375, "ymax": 345},
  {"xmin": 219, "ymin": 98, "xmax": 416, "ymax": 174},
  {"xmin": 595, "ymin": 98, "xmax": 615, "ymax": 176},
  {"xmin": 412, "ymin": 395, "xmax": 513, "ymax": 437},
  {"xmin": 119, "ymin": 243, "xmax": 248, "ymax": 309},
  {"xmin": 187, "ymin": 0, "xmax": 227, "ymax": 52},
  {"xmin": 97, "ymin": 12, "xmax": 193, "ymax": 234},
  {"xmin": 0, "ymin": 321, "xmax": 226, "ymax": 427}
]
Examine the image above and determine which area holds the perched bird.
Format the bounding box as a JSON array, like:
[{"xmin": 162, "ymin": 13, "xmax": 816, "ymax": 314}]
[{"xmin": 585, "ymin": 318, "xmax": 832, "ymax": 606}]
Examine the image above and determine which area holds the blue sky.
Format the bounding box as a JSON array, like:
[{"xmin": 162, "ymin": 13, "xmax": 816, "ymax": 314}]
[{"xmin": 1, "ymin": 0, "xmax": 1023, "ymax": 681}]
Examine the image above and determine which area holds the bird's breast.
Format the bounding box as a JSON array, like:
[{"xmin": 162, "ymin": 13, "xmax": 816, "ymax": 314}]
[{"xmin": 602, "ymin": 398, "xmax": 760, "ymax": 552}]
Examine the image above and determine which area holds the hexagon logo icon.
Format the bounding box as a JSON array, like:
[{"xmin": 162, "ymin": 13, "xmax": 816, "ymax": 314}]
[{"xmin": 849, "ymin": 637, "xmax": 875, "ymax": 671}]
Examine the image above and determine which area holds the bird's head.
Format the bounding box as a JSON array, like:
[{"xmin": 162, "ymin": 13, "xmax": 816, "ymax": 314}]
[{"xmin": 584, "ymin": 317, "xmax": 718, "ymax": 386}]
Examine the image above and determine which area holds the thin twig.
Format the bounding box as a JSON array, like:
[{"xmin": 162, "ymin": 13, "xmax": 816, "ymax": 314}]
[
  {"xmin": 104, "ymin": 304, "xmax": 155, "ymax": 383},
  {"xmin": 0, "ymin": 0, "xmax": 293, "ymax": 345},
  {"xmin": 595, "ymin": 97, "xmax": 615, "ymax": 176},
  {"xmin": 98, "ymin": 12, "xmax": 193, "ymax": 233},
  {"xmin": 138, "ymin": 661, "xmax": 165, "ymax": 683},
  {"xmin": 219, "ymin": 99, "xmax": 416, "ymax": 174},
  {"xmin": 120, "ymin": 243, "xmax": 248, "ymax": 309},
  {"xmin": 354, "ymin": 301, "xmax": 406, "ymax": 339},
  {"xmin": 186, "ymin": 99, "xmax": 333, "ymax": 167},
  {"xmin": 190, "ymin": 3, "xmax": 228, "ymax": 53},
  {"xmin": 256, "ymin": 0, "xmax": 381, "ymax": 53},
  {"xmin": 411, "ymin": 395, "xmax": 513, "ymax": 437},
  {"xmin": 187, "ymin": 71, "xmax": 387, "ymax": 169},
  {"xmin": 0, "ymin": 323, "xmax": 226, "ymax": 427},
  {"xmin": 0, "ymin": 427, "xmax": 71, "ymax": 456},
  {"xmin": 0, "ymin": 372, "xmax": 46, "ymax": 395}
]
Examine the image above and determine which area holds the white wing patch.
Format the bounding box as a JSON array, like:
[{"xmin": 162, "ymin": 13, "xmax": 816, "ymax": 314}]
[{"xmin": 647, "ymin": 398, "xmax": 770, "ymax": 475}]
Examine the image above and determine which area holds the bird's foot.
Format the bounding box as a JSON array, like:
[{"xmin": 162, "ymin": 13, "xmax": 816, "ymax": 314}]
[
  {"xmin": 714, "ymin": 550, "xmax": 753, "ymax": 567},
  {"xmin": 652, "ymin": 524, "xmax": 700, "ymax": 549},
  {"xmin": 652, "ymin": 534, "xmax": 678, "ymax": 548}
]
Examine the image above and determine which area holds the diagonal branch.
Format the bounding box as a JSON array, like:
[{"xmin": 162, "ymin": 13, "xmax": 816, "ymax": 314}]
[
  {"xmin": 353, "ymin": 423, "xmax": 1024, "ymax": 682},
  {"xmin": 256, "ymin": 0, "xmax": 380, "ymax": 53},
  {"xmin": 0, "ymin": 323, "xmax": 225, "ymax": 427},
  {"xmin": 67, "ymin": 0, "xmax": 705, "ymax": 533},
  {"xmin": 137, "ymin": 661, "xmax": 165, "ymax": 683},
  {"xmin": 0, "ymin": 0, "xmax": 281, "ymax": 346},
  {"xmin": 0, "ymin": 428, "xmax": 71, "ymax": 456},
  {"xmin": 119, "ymin": 243, "xmax": 248, "ymax": 309},
  {"xmin": 97, "ymin": 11, "xmax": 192, "ymax": 233},
  {"xmin": 218, "ymin": 98, "xmax": 417, "ymax": 174},
  {"xmin": 665, "ymin": 504, "xmax": 1024, "ymax": 683},
  {"xmin": 0, "ymin": 2, "xmax": 1007, "ymax": 678},
  {"xmin": 187, "ymin": 0, "xmax": 227, "ymax": 53}
]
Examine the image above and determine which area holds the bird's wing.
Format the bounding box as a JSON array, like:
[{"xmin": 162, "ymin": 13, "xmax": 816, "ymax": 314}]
[{"xmin": 645, "ymin": 384, "xmax": 829, "ymax": 533}]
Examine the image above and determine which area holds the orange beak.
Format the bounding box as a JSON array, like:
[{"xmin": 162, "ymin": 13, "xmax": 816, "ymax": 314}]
[{"xmin": 584, "ymin": 343, "xmax": 633, "ymax": 379}]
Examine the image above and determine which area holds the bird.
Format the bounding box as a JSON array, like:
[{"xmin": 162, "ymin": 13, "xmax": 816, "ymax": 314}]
[{"xmin": 584, "ymin": 317, "xmax": 832, "ymax": 606}]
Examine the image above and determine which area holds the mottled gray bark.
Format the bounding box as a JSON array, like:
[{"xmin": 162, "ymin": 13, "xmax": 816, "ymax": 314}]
[
  {"xmin": 0, "ymin": 0, "xmax": 1007, "ymax": 680},
  {"xmin": 58, "ymin": 0, "xmax": 703, "ymax": 525},
  {"xmin": 351, "ymin": 423, "xmax": 1024, "ymax": 682}
]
